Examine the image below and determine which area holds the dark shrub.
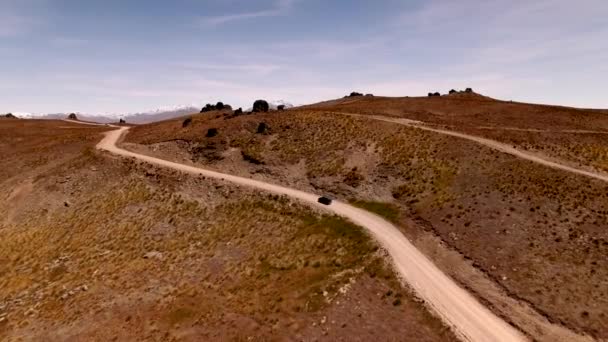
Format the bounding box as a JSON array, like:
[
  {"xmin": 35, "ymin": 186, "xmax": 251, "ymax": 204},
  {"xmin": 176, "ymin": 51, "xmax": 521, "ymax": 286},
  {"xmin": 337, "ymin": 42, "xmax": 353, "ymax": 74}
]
[
  {"xmin": 4, "ymin": 113, "xmax": 16, "ymax": 119},
  {"xmin": 216, "ymin": 102, "xmax": 225, "ymax": 110},
  {"xmin": 67, "ymin": 113, "xmax": 78, "ymax": 120},
  {"xmin": 182, "ymin": 117, "xmax": 192, "ymax": 128},
  {"xmin": 449, "ymin": 89, "xmax": 457, "ymax": 94},
  {"xmin": 257, "ymin": 122, "xmax": 268, "ymax": 134},
  {"xmin": 349, "ymin": 92, "xmax": 363, "ymax": 97},
  {"xmin": 119, "ymin": 118, "xmax": 126, "ymax": 124},
  {"xmin": 433, "ymin": 92, "xmax": 441, "ymax": 96},
  {"xmin": 277, "ymin": 105, "xmax": 285, "ymax": 111},
  {"xmin": 234, "ymin": 108, "xmax": 243, "ymax": 115},
  {"xmin": 465, "ymin": 87, "xmax": 473, "ymax": 93},
  {"xmin": 206, "ymin": 128, "xmax": 218, "ymax": 137},
  {"xmin": 253, "ymin": 100, "xmax": 269, "ymax": 113},
  {"xmin": 428, "ymin": 93, "xmax": 434, "ymax": 97}
]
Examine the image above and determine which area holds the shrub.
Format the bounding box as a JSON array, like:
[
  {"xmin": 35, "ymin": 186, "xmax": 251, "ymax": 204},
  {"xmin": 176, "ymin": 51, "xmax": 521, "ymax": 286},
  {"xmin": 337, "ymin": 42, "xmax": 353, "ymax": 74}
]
[
  {"xmin": 216, "ymin": 102, "xmax": 225, "ymax": 110},
  {"xmin": 253, "ymin": 100, "xmax": 269, "ymax": 113},
  {"xmin": 234, "ymin": 108, "xmax": 243, "ymax": 115},
  {"xmin": 277, "ymin": 105, "xmax": 285, "ymax": 111},
  {"xmin": 465, "ymin": 87, "xmax": 473, "ymax": 93},
  {"xmin": 67, "ymin": 113, "xmax": 78, "ymax": 120},
  {"xmin": 349, "ymin": 92, "xmax": 363, "ymax": 97},
  {"xmin": 119, "ymin": 118, "xmax": 126, "ymax": 124},
  {"xmin": 4, "ymin": 113, "xmax": 16, "ymax": 119},
  {"xmin": 206, "ymin": 128, "xmax": 218, "ymax": 137},
  {"xmin": 449, "ymin": 89, "xmax": 457, "ymax": 94},
  {"xmin": 182, "ymin": 117, "xmax": 192, "ymax": 128}
]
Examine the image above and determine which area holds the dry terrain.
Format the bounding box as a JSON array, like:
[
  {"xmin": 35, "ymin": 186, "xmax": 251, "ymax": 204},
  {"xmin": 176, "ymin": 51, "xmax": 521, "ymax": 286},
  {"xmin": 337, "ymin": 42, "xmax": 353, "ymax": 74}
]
[
  {"xmin": 125, "ymin": 95, "xmax": 608, "ymax": 339},
  {"xmin": 0, "ymin": 119, "xmax": 456, "ymax": 341}
]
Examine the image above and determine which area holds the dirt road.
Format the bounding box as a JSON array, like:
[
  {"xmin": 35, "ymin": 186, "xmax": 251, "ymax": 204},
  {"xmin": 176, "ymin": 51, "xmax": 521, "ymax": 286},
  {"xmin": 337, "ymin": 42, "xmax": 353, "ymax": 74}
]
[
  {"xmin": 355, "ymin": 114, "xmax": 608, "ymax": 183},
  {"xmin": 96, "ymin": 126, "xmax": 527, "ymax": 342}
]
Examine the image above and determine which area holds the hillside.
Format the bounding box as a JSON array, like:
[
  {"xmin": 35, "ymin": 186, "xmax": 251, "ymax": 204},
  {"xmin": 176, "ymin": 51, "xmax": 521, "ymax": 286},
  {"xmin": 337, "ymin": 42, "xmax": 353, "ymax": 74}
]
[
  {"xmin": 0, "ymin": 119, "xmax": 455, "ymax": 341},
  {"xmin": 124, "ymin": 95, "xmax": 608, "ymax": 339}
]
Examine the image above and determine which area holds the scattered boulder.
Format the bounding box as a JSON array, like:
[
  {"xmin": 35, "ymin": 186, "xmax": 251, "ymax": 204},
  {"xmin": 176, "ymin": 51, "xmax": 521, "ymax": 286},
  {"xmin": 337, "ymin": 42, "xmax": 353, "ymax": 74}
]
[
  {"xmin": 253, "ymin": 100, "xmax": 269, "ymax": 113},
  {"xmin": 182, "ymin": 117, "xmax": 192, "ymax": 128},
  {"xmin": 465, "ymin": 87, "xmax": 473, "ymax": 93},
  {"xmin": 257, "ymin": 122, "xmax": 269, "ymax": 134},
  {"xmin": 67, "ymin": 113, "xmax": 78, "ymax": 120},
  {"xmin": 200, "ymin": 103, "xmax": 216, "ymax": 113},
  {"xmin": 206, "ymin": 128, "xmax": 218, "ymax": 137},
  {"xmin": 449, "ymin": 89, "xmax": 457, "ymax": 94},
  {"xmin": 277, "ymin": 105, "xmax": 285, "ymax": 111}
]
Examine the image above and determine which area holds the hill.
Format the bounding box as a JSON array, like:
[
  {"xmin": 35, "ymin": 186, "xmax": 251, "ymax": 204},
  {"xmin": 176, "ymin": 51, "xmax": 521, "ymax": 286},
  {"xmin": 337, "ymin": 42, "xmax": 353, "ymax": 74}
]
[
  {"xmin": 124, "ymin": 94, "xmax": 608, "ymax": 339},
  {"xmin": 0, "ymin": 119, "xmax": 455, "ymax": 341}
]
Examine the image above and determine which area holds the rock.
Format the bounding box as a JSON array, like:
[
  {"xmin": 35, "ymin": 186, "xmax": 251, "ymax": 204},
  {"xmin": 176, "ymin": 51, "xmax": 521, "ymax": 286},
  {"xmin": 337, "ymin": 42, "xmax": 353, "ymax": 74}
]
[
  {"xmin": 119, "ymin": 118, "xmax": 126, "ymax": 124},
  {"xmin": 206, "ymin": 128, "xmax": 218, "ymax": 138},
  {"xmin": 365, "ymin": 93, "xmax": 374, "ymax": 97},
  {"xmin": 256, "ymin": 122, "xmax": 268, "ymax": 134},
  {"xmin": 182, "ymin": 117, "xmax": 192, "ymax": 128},
  {"xmin": 67, "ymin": 113, "xmax": 78, "ymax": 120},
  {"xmin": 200, "ymin": 104, "xmax": 216, "ymax": 113},
  {"xmin": 434, "ymin": 92, "xmax": 441, "ymax": 96},
  {"xmin": 216, "ymin": 102, "xmax": 225, "ymax": 110},
  {"xmin": 233, "ymin": 108, "xmax": 243, "ymax": 115},
  {"xmin": 465, "ymin": 87, "xmax": 473, "ymax": 93},
  {"xmin": 277, "ymin": 105, "xmax": 285, "ymax": 111},
  {"xmin": 348, "ymin": 92, "xmax": 363, "ymax": 97},
  {"xmin": 449, "ymin": 89, "xmax": 457, "ymax": 94},
  {"xmin": 4, "ymin": 113, "xmax": 17, "ymax": 119},
  {"xmin": 253, "ymin": 100, "xmax": 269, "ymax": 113},
  {"xmin": 144, "ymin": 251, "xmax": 163, "ymax": 260}
]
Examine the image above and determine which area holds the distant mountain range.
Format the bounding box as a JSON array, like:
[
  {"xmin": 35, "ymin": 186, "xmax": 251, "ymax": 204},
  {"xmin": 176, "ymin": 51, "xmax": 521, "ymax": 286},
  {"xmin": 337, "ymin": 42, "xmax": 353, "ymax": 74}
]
[{"xmin": 12, "ymin": 101, "xmax": 295, "ymax": 124}]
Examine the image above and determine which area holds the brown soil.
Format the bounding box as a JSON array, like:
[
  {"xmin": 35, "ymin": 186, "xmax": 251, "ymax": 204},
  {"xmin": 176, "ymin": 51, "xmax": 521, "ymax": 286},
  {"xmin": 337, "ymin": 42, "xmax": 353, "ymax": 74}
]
[
  {"xmin": 124, "ymin": 99, "xmax": 608, "ymax": 339},
  {"xmin": 0, "ymin": 119, "xmax": 456, "ymax": 341}
]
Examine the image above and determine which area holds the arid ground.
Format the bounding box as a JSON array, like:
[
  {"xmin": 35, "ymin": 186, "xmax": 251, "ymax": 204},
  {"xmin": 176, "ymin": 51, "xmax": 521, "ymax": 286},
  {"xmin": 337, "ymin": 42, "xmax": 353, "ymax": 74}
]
[
  {"xmin": 0, "ymin": 118, "xmax": 455, "ymax": 341},
  {"xmin": 123, "ymin": 92, "xmax": 608, "ymax": 340}
]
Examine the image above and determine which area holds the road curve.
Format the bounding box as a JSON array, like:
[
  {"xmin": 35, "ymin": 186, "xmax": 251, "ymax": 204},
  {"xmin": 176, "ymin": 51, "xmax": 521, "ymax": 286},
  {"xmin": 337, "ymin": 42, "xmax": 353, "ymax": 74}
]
[
  {"xmin": 96, "ymin": 126, "xmax": 527, "ymax": 342},
  {"xmin": 352, "ymin": 114, "xmax": 608, "ymax": 183}
]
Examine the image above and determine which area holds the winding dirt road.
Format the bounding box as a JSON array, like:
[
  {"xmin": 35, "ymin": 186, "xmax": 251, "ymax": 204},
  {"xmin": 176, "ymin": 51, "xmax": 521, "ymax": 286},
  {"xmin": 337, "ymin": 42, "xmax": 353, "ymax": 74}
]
[
  {"xmin": 351, "ymin": 114, "xmax": 608, "ymax": 183},
  {"xmin": 96, "ymin": 126, "xmax": 527, "ymax": 342}
]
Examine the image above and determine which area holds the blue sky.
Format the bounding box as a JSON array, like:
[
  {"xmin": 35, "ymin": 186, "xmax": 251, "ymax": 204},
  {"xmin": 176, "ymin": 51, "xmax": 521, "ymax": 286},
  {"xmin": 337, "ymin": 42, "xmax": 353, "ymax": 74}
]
[{"xmin": 1, "ymin": 0, "xmax": 608, "ymax": 114}]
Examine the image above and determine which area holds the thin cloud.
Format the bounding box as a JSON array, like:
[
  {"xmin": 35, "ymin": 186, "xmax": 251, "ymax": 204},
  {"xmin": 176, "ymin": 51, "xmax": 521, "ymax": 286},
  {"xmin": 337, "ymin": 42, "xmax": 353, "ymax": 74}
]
[{"xmin": 198, "ymin": 0, "xmax": 297, "ymax": 26}]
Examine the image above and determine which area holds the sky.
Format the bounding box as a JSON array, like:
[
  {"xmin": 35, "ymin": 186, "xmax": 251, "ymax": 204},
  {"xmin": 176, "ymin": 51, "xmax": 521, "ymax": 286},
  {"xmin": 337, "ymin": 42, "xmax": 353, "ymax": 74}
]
[{"xmin": 1, "ymin": 0, "xmax": 608, "ymax": 115}]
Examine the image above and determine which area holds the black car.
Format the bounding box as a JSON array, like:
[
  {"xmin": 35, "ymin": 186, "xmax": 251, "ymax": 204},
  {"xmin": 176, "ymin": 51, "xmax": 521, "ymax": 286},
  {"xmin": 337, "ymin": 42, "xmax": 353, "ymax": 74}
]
[{"xmin": 318, "ymin": 196, "xmax": 333, "ymax": 205}]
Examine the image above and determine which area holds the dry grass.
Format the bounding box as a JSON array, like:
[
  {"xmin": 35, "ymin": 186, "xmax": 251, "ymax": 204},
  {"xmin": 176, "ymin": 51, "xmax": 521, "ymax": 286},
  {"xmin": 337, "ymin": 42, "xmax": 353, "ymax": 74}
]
[
  {"xmin": 125, "ymin": 102, "xmax": 608, "ymax": 338},
  {"xmin": 0, "ymin": 119, "xmax": 456, "ymax": 341}
]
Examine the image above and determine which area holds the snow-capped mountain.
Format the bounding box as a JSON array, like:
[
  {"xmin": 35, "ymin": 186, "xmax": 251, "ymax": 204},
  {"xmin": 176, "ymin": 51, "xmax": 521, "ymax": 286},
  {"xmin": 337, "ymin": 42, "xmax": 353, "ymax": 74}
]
[{"xmin": 12, "ymin": 105, "xmax": 200, "ymax": 124}]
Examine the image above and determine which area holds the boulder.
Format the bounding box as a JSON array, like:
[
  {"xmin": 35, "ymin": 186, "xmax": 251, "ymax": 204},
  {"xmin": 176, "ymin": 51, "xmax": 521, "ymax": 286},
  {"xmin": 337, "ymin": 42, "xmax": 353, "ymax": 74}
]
[
  {"xmin": 67, "ymin": 113, "xmax": 78, "ymax": 120},
  {"xmin": 216, "ymin": 102, "xmax": 225, "ymax": 110},
  {"xmin": 449, "ymin": 89, "xmax": 457, "ymax": 94},
  {"xmin": 206, "ymin": 128, "xmax": 218, "ymax": 137},
  {"xmin": 257, "ymin": 122, "xmax": 268, "ymax": 134},
  {"xmin": 234, "ymin": 108, "xmax": 243, "ymax": 115},
  {"xmin": 119, "ymin": 118, "xmax": 126, "ymax": 124},
  {"xmin": 200, "ymin": 103, "xmax": 216, "ymax": 113},
  {"xmin": 182, "ymin": 117, "xmax": 192, "ymax": 128},
  {"xmin": 465, "ymin": 88, "xmax": 473, "ymax": 93},
  {"xmin": 4, "ymin": 113, "xmax": 16, "ymax": 119},
  {"xmin": 253, "ymin": 100, "xmax": 269, "ymax": 113},
  {"xmin": 349, "ymin": 92, "xmax": 363, "ymax": 97},
  {"xmin": 277, "ymin": 105, "xmax": 285, "ymax": 111},
  {"xmin": 433, "ymin": 92, "xmax": 441, "ymax": 97}
]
